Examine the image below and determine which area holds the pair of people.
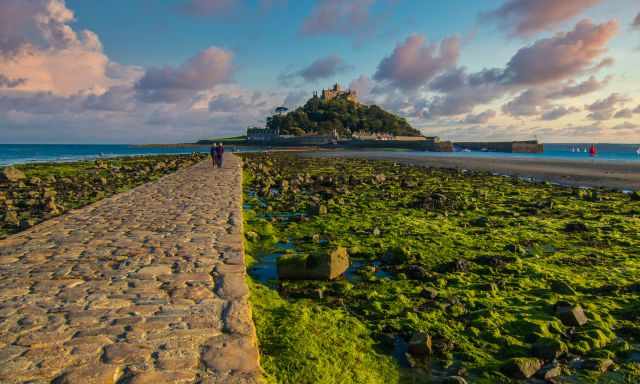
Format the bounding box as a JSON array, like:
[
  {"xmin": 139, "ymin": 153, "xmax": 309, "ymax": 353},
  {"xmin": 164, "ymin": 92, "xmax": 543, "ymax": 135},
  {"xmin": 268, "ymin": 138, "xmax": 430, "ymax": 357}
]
[{"xmin": 210, "ymin": 143, "xmax": 225, "ymax": 168}]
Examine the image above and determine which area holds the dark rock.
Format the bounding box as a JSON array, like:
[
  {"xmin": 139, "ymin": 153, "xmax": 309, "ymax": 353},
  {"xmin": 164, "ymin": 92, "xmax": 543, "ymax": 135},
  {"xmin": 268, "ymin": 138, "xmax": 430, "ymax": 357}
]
[
  {"xmin": 406, "ymin": 265, "xmax": 429, "ymax": 280},
  {"xmin": 475, "ymin": 255, "xmax": 516, "ymax": 268},
  {"xmin": 3, "ymin": 210, "xmax": 19, "ymax": 226},
  {"xmin": 421, "ymin": 287, "xmax": 438, "ymax": 300},
  {"xmin": 407, "ymin": 332, "xmax": 432, "ymax": 356},
  {"xmin": 550, "ymin": 280, "xmax": 577, "ymax": 295},
  {"xmin": 536, "ymin": 363, "xmax": 562, "ymax": 381},
  {"xmin": 442, "ymin": 376, "xmax": 467, "ymax": 384},
  {"xmin": 583, "ymin": 358, "xmax": 614, "ymax": 373},
  {"xmin": 382, "ymin": 246, "xmax": 412, "ymax": 265},
  {"xmin": 501, "ymin": 357, "xmax": 544, "ymax": 379},
  {"xmin": 277, "ymin": 247, "xmax": 349, "ymax": 280},
  {"xmin": 1, "ymin": 167, "xmax": 26, "ymax": 182},
  {"xmin": 470, "ymin": 216, "xmax": 489, "ymax": 227},
  {"xmin": 440, "ymin": 259, "xmax": 470, "ymax": 273},
  {"xmin": 554, "ymin": 301, "xmax": 588, "ymax": 326},
  {"xmin": 532, "ymin": 338, "xmax": 568, "ymax": 361},
  {"xmin": 565, "ymin": 222, "xmax": 588, "ymax": 233}
]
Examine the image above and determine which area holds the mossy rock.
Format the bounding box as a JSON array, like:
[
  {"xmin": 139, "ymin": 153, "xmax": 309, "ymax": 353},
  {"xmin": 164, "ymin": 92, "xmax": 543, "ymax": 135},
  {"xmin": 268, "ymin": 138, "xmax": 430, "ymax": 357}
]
[
  {"xmin": 277, "ymin": 247, "xmax": 349, "ymax": 280},
  {"xmin": 532, "ymin": 337, "xmax": 568, "ymax": 361},
  {"xmin": 501, "ymin": 357, "xmax": 543, "ymax": 379}
]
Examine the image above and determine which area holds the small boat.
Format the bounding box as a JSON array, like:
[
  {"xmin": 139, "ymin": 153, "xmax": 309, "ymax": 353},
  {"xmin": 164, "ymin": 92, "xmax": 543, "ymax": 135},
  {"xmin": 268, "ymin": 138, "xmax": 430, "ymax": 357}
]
[{"xmin": 589, "ymin": 144, "xmax": 597, "ymax": 157}]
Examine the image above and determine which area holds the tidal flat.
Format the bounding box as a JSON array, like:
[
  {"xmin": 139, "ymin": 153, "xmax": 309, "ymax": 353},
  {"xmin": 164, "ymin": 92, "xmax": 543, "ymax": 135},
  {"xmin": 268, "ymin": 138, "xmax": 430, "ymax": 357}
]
[
  {"xmin": 0, "ymin": 153, "xmax": 206, "ymax": 239},
  {"xmin": 242, "ymin": 152, "xmax": 640, "ymax": 383}
]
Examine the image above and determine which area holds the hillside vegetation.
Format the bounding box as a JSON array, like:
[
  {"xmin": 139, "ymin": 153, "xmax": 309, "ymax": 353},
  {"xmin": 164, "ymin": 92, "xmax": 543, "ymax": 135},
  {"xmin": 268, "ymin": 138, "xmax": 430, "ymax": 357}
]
[{"xmin": 266, "ymin": 96, "xmax": 421, "ymax": 137}]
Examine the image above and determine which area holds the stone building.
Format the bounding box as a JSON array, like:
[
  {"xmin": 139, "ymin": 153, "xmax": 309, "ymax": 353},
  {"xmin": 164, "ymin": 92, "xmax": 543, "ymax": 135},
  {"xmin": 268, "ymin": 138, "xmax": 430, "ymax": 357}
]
[{"xmin": 320, "ymin": 83, "xmax": 358, "ymax": 103}]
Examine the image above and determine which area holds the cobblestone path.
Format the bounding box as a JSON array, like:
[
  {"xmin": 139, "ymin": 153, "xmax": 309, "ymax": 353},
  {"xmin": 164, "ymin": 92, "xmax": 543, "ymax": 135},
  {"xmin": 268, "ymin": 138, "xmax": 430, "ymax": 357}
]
[{"xmin": 0, "ymin": 155, "xmax": 261, "ymax": 383}]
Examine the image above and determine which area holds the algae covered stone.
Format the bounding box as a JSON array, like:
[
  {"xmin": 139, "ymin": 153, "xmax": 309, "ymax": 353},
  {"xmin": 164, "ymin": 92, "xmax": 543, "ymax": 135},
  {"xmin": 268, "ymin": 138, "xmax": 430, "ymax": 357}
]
[
  {"xmin": 277, "ymin": 247, "xmax": 349, "ymax": 280},
  {"xmin": 554, "ymin": 301, "xmax": 588, "ymax": 326},
  {"xmin": 0, "ymin": 167, "xmax": 26, "ymax": 182},
  {"xmin": 408, "ymin": 332, "xmax": 432, "ymax": 356},
  {"xmin": 501, "ymin": 357, "xmax": 543, "ymax": 379},
  {"xmin": 532, "ymin": 337, "xmax": 568, "ymax": 361}
]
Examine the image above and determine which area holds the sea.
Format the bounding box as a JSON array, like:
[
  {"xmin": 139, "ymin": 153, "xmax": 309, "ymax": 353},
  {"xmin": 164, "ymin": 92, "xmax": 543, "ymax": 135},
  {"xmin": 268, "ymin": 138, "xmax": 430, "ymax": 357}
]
[{"xmin": 0, "ymin": 143, "xmax": 639, "ymax": 166}]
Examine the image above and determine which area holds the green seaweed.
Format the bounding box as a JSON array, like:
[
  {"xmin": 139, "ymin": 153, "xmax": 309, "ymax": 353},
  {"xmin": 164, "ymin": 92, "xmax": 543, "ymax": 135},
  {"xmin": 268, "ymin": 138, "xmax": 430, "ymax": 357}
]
[{"xmin": 242, "ymin": 152, "xmax": 640, "ymax": 383}]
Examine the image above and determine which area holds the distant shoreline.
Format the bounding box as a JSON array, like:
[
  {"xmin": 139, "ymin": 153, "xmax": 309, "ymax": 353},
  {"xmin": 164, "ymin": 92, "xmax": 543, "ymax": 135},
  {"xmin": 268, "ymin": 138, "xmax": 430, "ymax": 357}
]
[{"xmin": 305, "ymin": 150, "xmax": 640, "ymax": 191}]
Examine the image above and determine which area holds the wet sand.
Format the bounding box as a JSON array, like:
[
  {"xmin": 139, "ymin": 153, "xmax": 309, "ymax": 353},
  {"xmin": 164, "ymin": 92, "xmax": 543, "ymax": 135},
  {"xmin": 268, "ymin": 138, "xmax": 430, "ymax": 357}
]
[{"xmin": 305, "ymin": 150, "xmax": 640, "ymax": 191}]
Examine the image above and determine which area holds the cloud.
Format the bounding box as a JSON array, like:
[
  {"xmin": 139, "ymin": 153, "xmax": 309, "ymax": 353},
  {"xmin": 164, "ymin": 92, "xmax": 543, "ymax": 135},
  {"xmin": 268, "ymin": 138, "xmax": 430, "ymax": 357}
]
[
  {"xmin": 613, "ymin": 108, "xmax": 633, "ymax": 119},
  {"xmin": 0, "ymin": 0, "xmax": 140, "ymax": 96},
  {"xmin": 633, "ymin": 13, "xmax": 640, "ymax": 29},
  {"xmin": 401, "ymin": 19, "xmax": 617, "ymax": 121},
  {"xmin": 541, "ymin": 105, "xmax": 580, "ymax": 121},
  {"xmin": 374, "ymin": 34, "xmax": 460, "ymax": 91},
  {"xmin": 279, "ymin": 55, "xmax": 352, "ymax": 85},
  {"xmin": 300, "ymin": 0, "xmax": 376, "ymax": 39},
  {"xmin": 502, "ymin": 89, "xmax": 549, "ymax": 117},
  {"xmin": 483, "ymin": 0, "xmax": 603, "ymax": 37},
  {"xmin": 0, "ymin": 74, "xmax": 26, "ymax": 88},
  {"xmin": 586, "ymin": 93, "xmax": 631, "ymax": 112},
  {"xmin": 612, "ymin": 121, "xmax": 639, "ymax": 131},
  {"xmin": 299, "ymin": 55, "xmax": 352, "ymax": 82},
  {"xmin": 501, "ymin": 19, "xmax": 618, "ymax": 86},
  {"xmin": 462, "ymin": 109, "xmax": 497, "ymax": 124},
  {"xmin": 349, "ymin": 75, "xmax": 374, "ymax": 101},
  {"xmin": 635, "ymin": 105, "xmax": 640, "ymax": 114},
  {"xmin": 548, "ymin": 76, "xmax": 610, "ymax": 99},
  {"xmin": 136, "ymin": 47, "xmax": 234, "ymax": 103}
]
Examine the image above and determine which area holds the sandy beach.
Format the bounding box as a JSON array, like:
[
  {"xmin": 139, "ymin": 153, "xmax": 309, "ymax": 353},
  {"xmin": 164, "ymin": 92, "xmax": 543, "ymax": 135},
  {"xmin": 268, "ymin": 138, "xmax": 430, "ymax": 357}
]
[{"xmin": 306, "ymin": 150, "xmax": 640, "ymax": 191}]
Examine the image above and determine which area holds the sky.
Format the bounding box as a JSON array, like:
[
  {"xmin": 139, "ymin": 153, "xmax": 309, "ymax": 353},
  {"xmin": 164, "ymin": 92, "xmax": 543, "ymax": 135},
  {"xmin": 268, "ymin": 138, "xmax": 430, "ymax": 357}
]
[{"xmin": 0, "ymin": 0, "xmax": 639, "ymax": 144}]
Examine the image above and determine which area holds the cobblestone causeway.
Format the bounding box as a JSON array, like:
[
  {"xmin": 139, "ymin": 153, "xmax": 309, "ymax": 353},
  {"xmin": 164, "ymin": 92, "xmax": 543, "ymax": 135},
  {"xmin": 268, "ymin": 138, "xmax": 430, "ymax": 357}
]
[{"xmin": 0, "ymin": 155, "xmax": 261, "ymax": 383}]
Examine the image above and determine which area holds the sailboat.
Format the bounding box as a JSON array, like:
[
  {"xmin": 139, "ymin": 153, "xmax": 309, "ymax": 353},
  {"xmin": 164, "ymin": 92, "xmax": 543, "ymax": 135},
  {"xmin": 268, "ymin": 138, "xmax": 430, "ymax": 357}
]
[{"xmin": 589, "ymin": 144, "xmax": 597, "ymax": 157}]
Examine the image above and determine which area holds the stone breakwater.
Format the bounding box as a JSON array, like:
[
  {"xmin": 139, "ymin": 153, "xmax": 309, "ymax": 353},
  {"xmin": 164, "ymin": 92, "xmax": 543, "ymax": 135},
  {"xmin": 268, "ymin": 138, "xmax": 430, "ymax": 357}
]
[{"xmin": 0, "ymin": 155, "xmax": 261, "ymax": 383}]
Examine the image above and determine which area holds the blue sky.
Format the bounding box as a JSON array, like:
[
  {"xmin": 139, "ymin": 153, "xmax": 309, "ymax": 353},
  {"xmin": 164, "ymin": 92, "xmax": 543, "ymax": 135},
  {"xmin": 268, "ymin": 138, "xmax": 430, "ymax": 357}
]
[{"xmin": 0, "ymin": 0, "xmax": 639, "ymax": 143}]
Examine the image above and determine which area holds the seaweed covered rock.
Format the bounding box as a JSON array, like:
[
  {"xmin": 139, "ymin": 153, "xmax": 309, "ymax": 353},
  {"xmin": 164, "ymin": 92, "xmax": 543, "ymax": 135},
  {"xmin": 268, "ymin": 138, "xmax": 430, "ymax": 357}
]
[
  {"xmin": 550, "ymin": 280, "xmax": 577, "ymax": 295},
  {"xmin": 407, "ymin": 332, "xmax": 432, "ymax": 356},
  {"xmin": 583, "ymin": 358, "xmax": 614, "ymax": 373},
  {"xmin": 277, "ymin": 247, "xmax": 349, "ymax": 280},
  {"xmin": 565, "ymin": 221, "xmax": 588, "ymax": 233},
  {"xmin": 501, "ymin": 357, "xmax": 543, "ymax": 379},
  {"xmin": 554, "ymin": 301, "xmax": 588, "ymax": 326},
  {"xmin": 0, "ymin": 167, "xmax": 26, "ymax": 182},
  {"xmin": 532, "ymin": 337, "xmax": 568, "ymax": 361}
]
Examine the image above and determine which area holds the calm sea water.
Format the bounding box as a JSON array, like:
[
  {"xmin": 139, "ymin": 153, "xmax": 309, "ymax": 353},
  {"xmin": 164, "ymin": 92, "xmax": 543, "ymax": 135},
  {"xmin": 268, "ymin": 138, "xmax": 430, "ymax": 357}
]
[
  {"xmin": 0, "ymin": 144, "xmax": 258, "ymax": 166},
  {"xmin": 0, "ymin": 143, "xmax": 638, "ymax": 166}
]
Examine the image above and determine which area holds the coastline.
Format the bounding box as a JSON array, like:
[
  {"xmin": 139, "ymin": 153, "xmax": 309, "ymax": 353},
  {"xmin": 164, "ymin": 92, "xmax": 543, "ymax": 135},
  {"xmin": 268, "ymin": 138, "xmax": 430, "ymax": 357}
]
[{"xmin": 305, "ymin": 150, "xmax": 640, "ymax": 191}]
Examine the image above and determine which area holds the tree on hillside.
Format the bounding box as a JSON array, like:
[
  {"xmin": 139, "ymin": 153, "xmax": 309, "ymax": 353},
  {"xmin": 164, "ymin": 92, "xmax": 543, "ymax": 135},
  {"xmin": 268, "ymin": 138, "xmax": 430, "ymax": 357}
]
[{"xmin": 265, "ymin": 97, "xmax": 420, "ymax": 137}]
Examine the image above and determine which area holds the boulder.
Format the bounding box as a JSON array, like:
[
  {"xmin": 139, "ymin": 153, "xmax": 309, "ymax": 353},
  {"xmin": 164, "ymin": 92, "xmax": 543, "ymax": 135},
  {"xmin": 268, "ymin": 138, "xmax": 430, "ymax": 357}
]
[
  {"xmin": 0, "ymin": 167, "xmax": 26, "ymax": 182},
  {"xmin": 532, "ymin": 338, "xmax": 568, "ymax": 361},
  {"xmin": 583, "ymin": 358, "xmax": 614, "ymax": 373},
  {"xmin": 3, "ymin": 210, "xmax": 19, "ymax": 226},
  {"xmin": 565, "ymin": 221, "xmax": 588, "ymax": 233},
  {"xmin": 421, "ymin": 287, "xmax": 439, "ymax": 300},
  {"xmin": 277, "ymin": 247, "xmax": 349, "ymax": 280},
  {"xmin": 407, "ymin": 332, "xmax": 432, "ymax": 356},
  {"xmin": 554, "ymin": 301, "xmax": 588, "ymax": 326},
  {"xmin": 501, "ymin": 357, "xmax": 544, "ymax": 379},
  {"xmin": 406, "ymin": 265, "xmax": 429, "ymax": 280},
  {"xmin": 536, "ymin": 363, "xmax": 562, "ymax": 381},
  {"xmin": 550, "ymin": 280, "xmax": 577, "ymax": 295}
]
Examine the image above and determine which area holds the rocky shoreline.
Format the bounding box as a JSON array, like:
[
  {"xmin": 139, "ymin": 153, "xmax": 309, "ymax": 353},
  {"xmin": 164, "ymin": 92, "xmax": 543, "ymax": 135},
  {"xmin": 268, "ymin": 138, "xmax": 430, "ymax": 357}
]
[
  {"xmin": 0, "ymin": 153, "xmax": 207, "ymax": 238},
  {"xmin": 242, "ymin": 152, "xmax": 640, "ymax": 383}
]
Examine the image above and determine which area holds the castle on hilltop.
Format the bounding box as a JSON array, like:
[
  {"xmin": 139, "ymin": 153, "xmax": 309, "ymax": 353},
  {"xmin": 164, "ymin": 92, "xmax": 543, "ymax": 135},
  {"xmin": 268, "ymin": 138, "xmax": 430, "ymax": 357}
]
[{"xmin": 314, "ymin": 83, "xmax": 358, "ymax": 103}]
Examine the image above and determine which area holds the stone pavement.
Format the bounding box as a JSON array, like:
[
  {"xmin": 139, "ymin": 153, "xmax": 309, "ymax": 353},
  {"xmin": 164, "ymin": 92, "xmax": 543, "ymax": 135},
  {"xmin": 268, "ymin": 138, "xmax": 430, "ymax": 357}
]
[{"xmin": 0, "ymin": 155, "xmax": 261, "ymax": 383}]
